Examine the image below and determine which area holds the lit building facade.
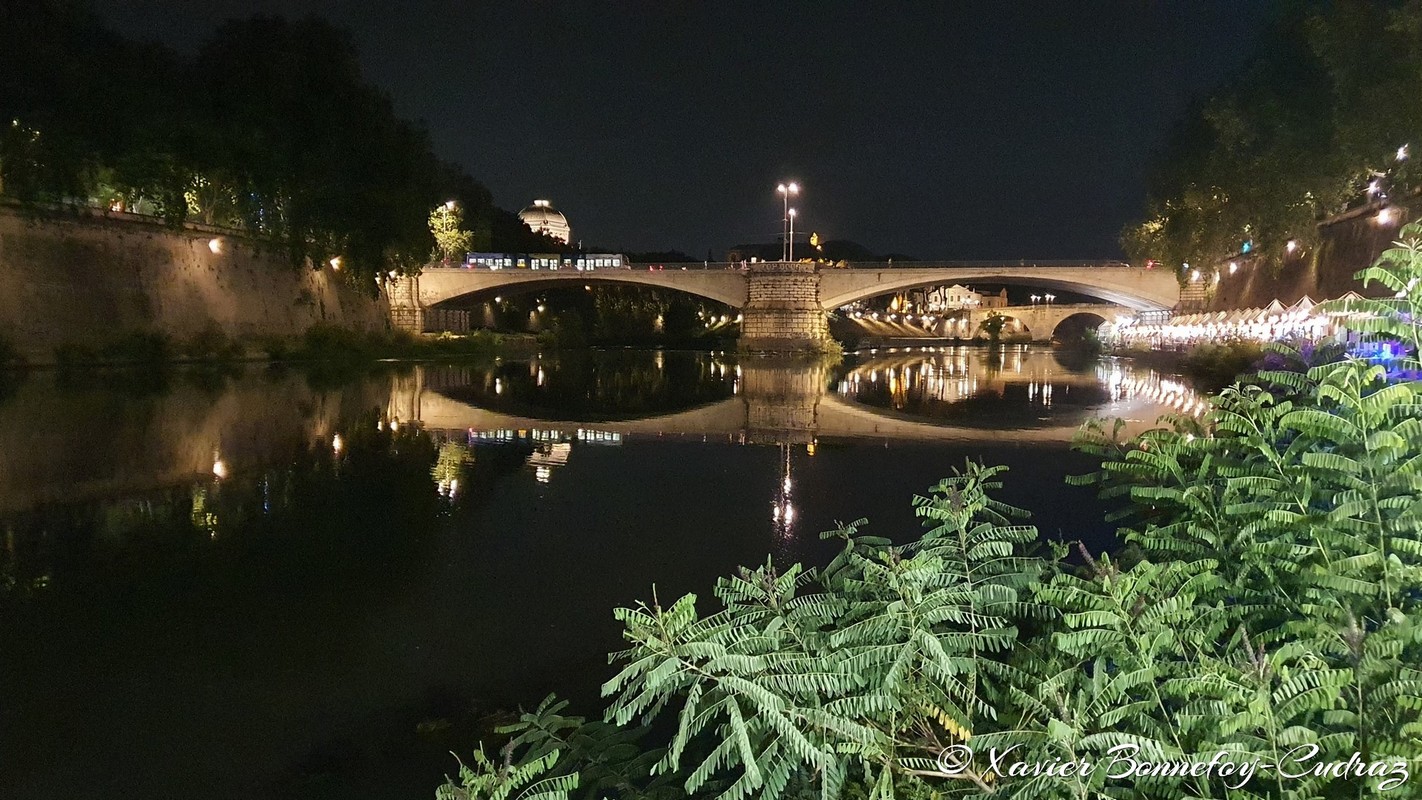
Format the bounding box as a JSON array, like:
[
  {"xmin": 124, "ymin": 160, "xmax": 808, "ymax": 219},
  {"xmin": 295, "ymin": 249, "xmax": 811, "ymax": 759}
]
[{"xmin": 907, "ymin": 285, "xmax": 1008, "ymax": 313}]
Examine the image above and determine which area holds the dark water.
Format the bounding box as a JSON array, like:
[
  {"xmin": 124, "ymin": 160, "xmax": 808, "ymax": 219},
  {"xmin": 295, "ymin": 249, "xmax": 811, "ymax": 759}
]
[{"xmin": 0, "ymin": 346, "xmax": 1200, "ymax": 799}]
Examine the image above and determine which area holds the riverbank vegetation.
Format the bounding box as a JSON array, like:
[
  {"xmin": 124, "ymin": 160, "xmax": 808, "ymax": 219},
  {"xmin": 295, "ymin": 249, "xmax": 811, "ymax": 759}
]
[
  {"xmin": 0, "ymin": 3, "xmax": 558, "ymax": 287},
  {"xmin": 1112, "ymin": 339, "xmax": 1266, "ymax": 391},
  {"xmin": 1121, "ymin": 2, "xmax": 1422, "ymax": 282},
  {"xmin": 433, "ymin": 220, "xmax": 1422, "ymax": 800},
  {"xmin": 35, "ymin": 325, "xmax": 532, "ymax": 371}
]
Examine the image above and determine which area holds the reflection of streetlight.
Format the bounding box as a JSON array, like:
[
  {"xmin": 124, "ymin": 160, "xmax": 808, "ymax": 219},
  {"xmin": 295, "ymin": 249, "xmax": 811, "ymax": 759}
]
[
  {"xmin": 772, "ymin": 443, "xmax": 795, "ymax": 534},
  {"xmin": 776, "ymin": 182, "xmax": 799, "ymax": 261}
]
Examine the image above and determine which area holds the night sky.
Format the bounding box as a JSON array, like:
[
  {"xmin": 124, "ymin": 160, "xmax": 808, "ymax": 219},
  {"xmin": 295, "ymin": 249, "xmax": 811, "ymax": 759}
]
[{"xmin": 100, "ymin": 1, "xmax": 1277, "ymax": 260}]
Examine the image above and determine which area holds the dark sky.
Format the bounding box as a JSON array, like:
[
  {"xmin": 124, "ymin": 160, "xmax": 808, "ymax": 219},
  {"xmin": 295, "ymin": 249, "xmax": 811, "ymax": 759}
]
[{"xmin": 99, "ymin": 2, "xmax": 1277, "ymax": 260}]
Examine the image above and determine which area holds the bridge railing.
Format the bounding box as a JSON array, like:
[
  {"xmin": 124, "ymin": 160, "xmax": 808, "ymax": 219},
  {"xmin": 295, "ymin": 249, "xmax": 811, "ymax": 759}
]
[
  {"xmin": 826, "ymin": 259, "xmax": 1135, "ymax": 269},
  {"xmin": 423, "ymin": 259, "xmax": 1138, "ymax": 272},
  {"xmin": 422, "ymin": 262, "xmax": 745, "ymax": 272},
  {"xmin": 628, "ymin": 259, "xmax": 1138, "ymax": 270}
]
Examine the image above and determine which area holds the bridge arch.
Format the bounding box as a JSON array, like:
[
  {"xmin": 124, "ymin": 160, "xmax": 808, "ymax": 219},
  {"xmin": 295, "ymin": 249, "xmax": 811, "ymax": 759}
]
[
  {"xmin": 817, "ymin": 267, "xmax": 1177, "ymax": 311},
  {"xmin": 1049, "ymin": 311, "xmax": 1108, "ymax": 341},
  {"xmin": 412, "ymin": 268, "xmax": 748, "ymax": 310}
]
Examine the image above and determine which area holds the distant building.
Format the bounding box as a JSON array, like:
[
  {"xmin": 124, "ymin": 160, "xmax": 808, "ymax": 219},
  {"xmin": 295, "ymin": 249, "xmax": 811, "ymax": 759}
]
[
  {"xmin": 909, "ymin": 284, "xmax": 1009, "ymax": 311},
  {"xmin": 518, "ymin": 199, "xmax": 571, "ymax": 244}
]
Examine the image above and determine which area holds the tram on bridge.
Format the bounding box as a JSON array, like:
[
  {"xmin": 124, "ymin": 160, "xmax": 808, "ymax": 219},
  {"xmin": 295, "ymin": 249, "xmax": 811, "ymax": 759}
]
[{"xmin": 464, "ymin": 251, "xmax": 627, "ymax": 270}]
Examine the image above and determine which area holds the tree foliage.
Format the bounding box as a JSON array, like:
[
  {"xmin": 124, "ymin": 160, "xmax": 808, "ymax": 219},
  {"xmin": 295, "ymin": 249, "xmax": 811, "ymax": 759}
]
[
  {"xmin": 432, "ymin": 202, "xmax": 475, "ymax": 264},
  {"xmin": 1122, "ymin": 1, "xmax": 1422, "ymax": 283},
  {"xmin": 979, "ymin": 312, "xmax": 1007, "ymax": 343},
  {"xmin": 0, "ymin": 2, "xmax": 556, "ymax": 285}
]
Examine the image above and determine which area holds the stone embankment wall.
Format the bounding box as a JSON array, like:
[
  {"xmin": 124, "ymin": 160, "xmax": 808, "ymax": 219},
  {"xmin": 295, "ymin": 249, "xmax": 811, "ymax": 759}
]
[
  {"xmin": 0, "ymin": 206, "xmax": 389, "ymax": 361},
  {"xmin": 1207, "ymin": 199, "xmax": 1417, "ymax": 311}
]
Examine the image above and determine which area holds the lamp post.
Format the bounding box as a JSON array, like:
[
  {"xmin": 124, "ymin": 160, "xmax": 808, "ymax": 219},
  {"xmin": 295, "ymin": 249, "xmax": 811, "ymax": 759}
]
[
  {"xmin": 776, "ymin": 182, "xmax": 799, "ymax": 261},
  {"xmin": 788, "ymin": 208, "xmax": 797, "ymax": 262},
  {"xmin": 439, "ymin": 200, "xmax": 456, "ymax": 264}
]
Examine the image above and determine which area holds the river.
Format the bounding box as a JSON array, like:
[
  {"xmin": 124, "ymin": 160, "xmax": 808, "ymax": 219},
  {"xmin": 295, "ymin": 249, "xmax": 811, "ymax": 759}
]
[{"xmin": 0, "ymin": 345, "xmax": 1202, "ymax": 799}]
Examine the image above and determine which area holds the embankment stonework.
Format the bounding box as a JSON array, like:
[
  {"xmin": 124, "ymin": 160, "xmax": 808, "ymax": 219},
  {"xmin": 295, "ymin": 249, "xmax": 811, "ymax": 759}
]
[
  {"xmin": 1208, "ymin": 200, "xmax": 1416, "ymax": 311},
  {"xmin": 0, "ymin": 208, "xmax": 388, "ymax": 360}
]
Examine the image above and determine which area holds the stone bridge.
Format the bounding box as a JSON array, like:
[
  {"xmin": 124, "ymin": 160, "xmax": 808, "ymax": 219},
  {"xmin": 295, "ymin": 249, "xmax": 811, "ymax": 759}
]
[
  {"xmin": 849, "ymin": 303, "xmax": 1135, "ymax": 343},
  {"xmin": 962, "ymin": 303, "xmax": 1132, "ymax": 341},
  {"xmin": 390, "ymin": 261, "xmax": 1178, "ymax": 353}
]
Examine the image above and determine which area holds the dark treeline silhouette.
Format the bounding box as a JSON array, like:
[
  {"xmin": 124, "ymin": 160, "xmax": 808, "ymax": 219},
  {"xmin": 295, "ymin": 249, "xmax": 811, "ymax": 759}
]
[
  {"xmin": 0, "ymin": 1, "xmax": 558, "ymax": 287},
  {"xmin": 1122, "ymin": 0, "xmax": 1422, "ymax": 281}
]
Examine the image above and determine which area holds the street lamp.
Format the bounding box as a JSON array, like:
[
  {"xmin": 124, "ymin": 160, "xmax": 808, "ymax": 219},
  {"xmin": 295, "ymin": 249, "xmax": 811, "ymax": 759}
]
[
  {"xmin": 776, "ymin": 182, "xmax": 799, "ymax": 261},
  {"xmin": 1044, "ymin": 293, "xmax": 1055, "ymax": 304},
  {"xmin": 1030, "ymin": 294, "xmax": 1040, "ymax": 305},
  {"xmin": 788, "ymin": 208, "xmax": 798, "ymax": 262},
  {"xmin": 437, "ymin": 200, "xmax": 458, "ymax": 264}
]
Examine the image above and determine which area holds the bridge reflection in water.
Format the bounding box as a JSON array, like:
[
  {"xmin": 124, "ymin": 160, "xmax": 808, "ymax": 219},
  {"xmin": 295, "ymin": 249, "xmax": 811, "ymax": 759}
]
[{"xmin": 383, "ymin": 347, "xmax": 1205, "ymax": 496}]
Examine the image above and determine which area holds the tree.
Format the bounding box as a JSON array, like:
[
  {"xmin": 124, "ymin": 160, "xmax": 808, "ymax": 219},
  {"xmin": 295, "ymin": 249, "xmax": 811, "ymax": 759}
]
[
  {"xmin": 1122, "ymin": 2, "xmax": 1422, "ymax": 284},
  {"xmin": 979, "ymin": 311, "xmax": 1007, "ymax": 343},
  {"xmin": 0, "ymin": 8, "xmax": 532, "ymax": 286},
  {"xmin": 430, "ymin": 200, "xmax": 473, "ymax": 264}
]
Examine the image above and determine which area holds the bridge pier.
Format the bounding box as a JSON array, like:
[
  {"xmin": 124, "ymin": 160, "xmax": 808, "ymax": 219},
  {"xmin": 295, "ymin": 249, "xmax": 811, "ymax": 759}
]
[
  {"xmin": 738, "ymin": 263, "xmax": 832, "ymax": 353},
  {"xmin": 388, "ymin": 275, "xmax": 427, "ymax": 332}
]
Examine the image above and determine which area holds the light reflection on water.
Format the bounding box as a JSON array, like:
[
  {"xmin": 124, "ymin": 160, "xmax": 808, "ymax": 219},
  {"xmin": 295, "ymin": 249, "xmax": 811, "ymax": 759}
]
[
  {"xmin": 832, "ymin": 344, "xmax": 1205, "ymax": 425},
  {"xmin": 0, "ymin": 346, "xmax": 1202, "ymax": 800}
]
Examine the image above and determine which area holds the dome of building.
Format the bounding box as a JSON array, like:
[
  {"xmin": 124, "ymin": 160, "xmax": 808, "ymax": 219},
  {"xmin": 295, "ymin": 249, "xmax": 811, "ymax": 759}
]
[{"xmin": 518, "ymin": 199, "xmax": 571, "ymax": 244}]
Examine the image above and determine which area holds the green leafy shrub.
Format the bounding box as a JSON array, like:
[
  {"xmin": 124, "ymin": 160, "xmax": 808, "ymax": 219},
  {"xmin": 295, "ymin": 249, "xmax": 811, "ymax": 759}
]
[
  {"xmin": 99, "ymin": 330, "xmax": 172, "ymax": 364},
  {"xmin": 1179, "ymin": 340, "xmax": 1264, "ymax": 388},
  {"xmin": 258, "ymin": 335, "xmax": 292, "ymax": 361},
  {"xmin": 1076, "ymin": 326, "xmax": 1105, "ymax": 356},
  {"xmin": 299, "ymin": 324, "xmax": 381, "ymax": 361},
  {"xmin": 181, "ymin": 325, "xmax": 244, "ymax": 361},
  {"xmin": 53, "ymin": 342, "xmax": 99, "ymax": 368},
  {"xmin": 0, "ymin": 335, "xmax": 23, "ymax": 368}
]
